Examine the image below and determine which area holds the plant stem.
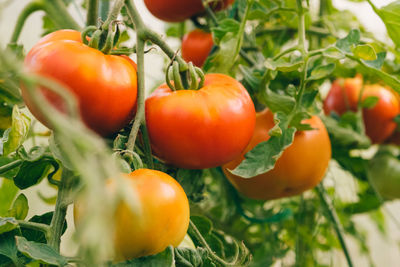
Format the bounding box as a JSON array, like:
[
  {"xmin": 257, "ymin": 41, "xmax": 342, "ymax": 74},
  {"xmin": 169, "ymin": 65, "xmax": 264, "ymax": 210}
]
[
  {"xmin": 43, "ymin": 0, "xmax": 81, "ymax": 30},
  {"xmin": 10, "ymin": 1, "xmax": 44, "ymax": 43},
  {"xmin": 316, "ymin": 184, "xmax": 354, "ymax": 267},
  {"xmin": 18, "ymin": 220, "xmax": 50, "ymax": 234},
  {"xmin": 0, "ymin": 159, "xmax": 23, "ymax": 174},
  {"xmin": 47, "ymin": 169, "xmax": 73, "ymax": 251},
  {"xmin": 102, "ymin": 0, "xmax": 125, "ymax": 31},
  {"xmin": 86, "ymin": 0, "xmax": 99, "ymax": 26},
  {"xmin": 99, "ymin": 0, "xmax": 110, "ymax": 21}
]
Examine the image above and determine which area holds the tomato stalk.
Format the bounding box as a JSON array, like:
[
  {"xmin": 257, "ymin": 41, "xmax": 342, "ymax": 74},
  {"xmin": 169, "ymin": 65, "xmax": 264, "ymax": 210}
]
[
  {"xmin": 316, "ymin": 184, "xmax": 354, "ymax": 267},
  {"xmin": 86, "ymin": 0, "xmax": 99, "ymax": 26},
  {"xmin": 17, "ymin": 220, "xmax": 50, "ymax": 235},
  {"xmin": 0, "ymin": 159, "xmax": 23, "ymax": 174}
]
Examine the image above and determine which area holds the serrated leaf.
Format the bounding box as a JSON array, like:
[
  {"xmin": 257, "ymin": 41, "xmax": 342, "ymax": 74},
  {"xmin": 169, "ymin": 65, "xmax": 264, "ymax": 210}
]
[
  {"xmin": 230, "ymin": 113, "xmax": 296, "ymax": 178},
  {"xmin": 264, "ymin": 89, "xmax": 295, "ymax": 115},
  {"xmin": 308, "ymin": 63, "xmax": 335, "ymax": 80},
  {"xmin": 352, "ymin": 44, "xmax": 377, "ymax": 61},
  {"xmin": 336, "ymin": 29, "xmax": 360, "ymax": 53},
  {"xmin": 265, "ymin": 58, "xmax": 304, "ymax": 72},
  {"xmin": 362, "ymin": 96, "xmax": 379, "ymax": 109},
  {"xmin": 362, "ymin": 52, "xmax": 386, "ymax": 69},
  {"xmin": 0, "ymin": 217, "xmax": 18, "ymax": 235},
  {"xmin": 16, "ymin": 236, "xmax": 68, "ymax": 266},
  {"xmin": 174, "ymin": 247, "xmax": 209, "ymax": 267},
  {"xmin": 8, "ymin": 194, "xmax": 28, "ymax": 220},
  {"xmin": 176, "ymin": 169, "xmax": 205, "ymax": 203},
  {"xmin": 2, "ymin": 106, "xmax": 30, "ymax": 156}
]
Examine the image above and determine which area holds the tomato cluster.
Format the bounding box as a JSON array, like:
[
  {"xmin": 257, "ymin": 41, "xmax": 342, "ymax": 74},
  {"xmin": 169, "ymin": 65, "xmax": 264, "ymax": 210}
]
[{"xmin": 324, "ymin": 75, "xmax": 400, "ymax": 144}]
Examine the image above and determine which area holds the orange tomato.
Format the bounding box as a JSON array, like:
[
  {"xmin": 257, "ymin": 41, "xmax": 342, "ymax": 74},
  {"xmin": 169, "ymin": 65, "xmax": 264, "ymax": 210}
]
[
  {"xmin": 75, "ymin": 169, "xmax": 190, "ymax": 260},
  {"xmin": 146, "ymin": 73, "xmax": 256, "ymax": 169},
  {"xmin": 223, "ymin": 109, "xmax": 331, "ymax": 200},
  {"xmin": 182, "ymin": 29, "xmax": 214, "ymax": 67},
  {"xmin": 23, "ymin": 30, "xmax": 138, "ymax": 136}
]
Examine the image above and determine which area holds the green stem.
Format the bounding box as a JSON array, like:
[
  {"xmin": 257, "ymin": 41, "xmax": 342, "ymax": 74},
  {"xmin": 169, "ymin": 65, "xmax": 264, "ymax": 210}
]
[
  {"xmin": 102, "ymin": 0, "xmax": 125, "ymax": 31},
  {"xmin": 99, "ymin": 0, "xmax": 110, "ymax": 21},
  {"xmin": 0, "ymin": 159, "xmax": 23, "ymax": 174},
  {"xmin": 10, "ymin": 1, "xmax": 44, "ymax": 43},
  {"xmin": 86, "ymin": 0, "xmax": 99, "ymax": 26},
  {"xmin": 366, "ymin": 0, "xmax": 379, "ymax": 14},
  {"xmin": 295, "ymin": 195, "xmax": 305, "ymax": 267},
  {"xmin": 47, "ymin": 169, "xmax": 73, "ymax": 251},
  {"xmin": 316, "ymin": 184, "xmax": 354, "ymax": 267},
  {"xmin": 273, "ymin": 46, "xmax": 299, "ymax": 60},
  {"xmin": 18, "ymin": 220, "xmax": 50, "ymax": 235},
  {"xmin": 43, "ymin": 0, "xmax": 81, "ymax": 30},
  {"xmin": 256, "ymin": 26, "xmax": 331, "ymax": 37}
]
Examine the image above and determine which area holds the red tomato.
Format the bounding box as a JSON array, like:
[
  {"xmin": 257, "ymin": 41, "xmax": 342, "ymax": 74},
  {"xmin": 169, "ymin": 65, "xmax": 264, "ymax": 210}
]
[
  {"xmin": 146, "ymin": 73, "xmax": 256, "ymax": 169},
  {"xmin": 182, "ymin": 29, "xmax": 214, "ymax": 67},
  {"xmin": 23, "ymin": 30, "xmax": 138, "ymax": 136},
  {"xmin": 75, "ymin": 169, "xmax": 190, "ymax": 260},
  {"xmin": 362, "ymin": 84, "xmax": 399, "ymax": 143},
  {"xmin": 143, "ymin": 0, "xmax": 235, "ymax": 22},
  {"xmin": 223, "ymin": 109, "xmax": 332, "ymax": 200},
  {"xmin": 323, "ymin": 74, "xmax": 363, "ymax": 115}
]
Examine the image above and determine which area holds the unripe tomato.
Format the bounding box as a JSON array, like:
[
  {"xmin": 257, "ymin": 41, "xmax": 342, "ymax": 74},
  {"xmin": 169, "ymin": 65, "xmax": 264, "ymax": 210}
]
[
  {"xmin": 223, "ymin": 109, "xmax": 331, "ymax": 200},
  {"xmin": 182, "ymin": 29, "xmax": 213, "ymax": 67},
  {"xmin": 367, "ymin": 146, "xmax": 400, "ymax": 200},
  {"xmin": 23, "ymin": 30, "xmax": 138, "ymax": 136},
  {"xmin": 323, "ymin": 74, "xmax": 363, "ymax": 115},
  {"xmin": 74, "ymin": 169, "xmax": 190, "ymax": 260},
  {"xmin": 146, "ymin": 73, "xmax": 256, "ymax": 169},
  {"xmin": 362, "ymin": 84, "xmax": 399, "ymax": 143},
  {"xmin": 143, "ymin": 0, "xmax": 234, "ymax": 22}
]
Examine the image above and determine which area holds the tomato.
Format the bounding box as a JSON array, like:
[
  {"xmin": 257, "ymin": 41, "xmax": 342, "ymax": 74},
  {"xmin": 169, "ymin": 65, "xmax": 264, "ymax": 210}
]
[
  {"xmin": 23, "ymin": 30, "xmax": 138, "ymax": 136},
  {"xmin": 143, "ymin": 0, "xmax": 234, "ymax": 22},
  {"xmin": 223, "ymin": 109, "xmax": 331, "ymax": 200},
  {"xmin": 182, "ymin": 29, "xmax": 214, "ymax": 67},
  {"xmin": 367, "ymin": 146, "xmax": 400, "ymax": 200},
  {"xmin": 146, "ymin": 73, "xmax": 256, "ymax": 169},
  {"xmin": 74, "ymin": 169, "xmax": 190, "ymax": 260},
  {"xmin": 323, "ymin": 74, "xmax": 363, "ymax": 116},
  {"xmin": 362, "ymin": 84, "xmax": 399, "ymax": 143},
  {"xmin": 386, "ymin": 131, "xmax": 400, "ymax": 146}
]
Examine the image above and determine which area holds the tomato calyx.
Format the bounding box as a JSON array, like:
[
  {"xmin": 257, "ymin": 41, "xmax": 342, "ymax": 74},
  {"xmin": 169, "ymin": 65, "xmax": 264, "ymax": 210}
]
[
  {"xmin": 166, "ymin": 60, "xmax": 205, "ymax": 91},
  {"xmin": 81, "ymin": 20, "xmax": 122, "ymax": 55}
]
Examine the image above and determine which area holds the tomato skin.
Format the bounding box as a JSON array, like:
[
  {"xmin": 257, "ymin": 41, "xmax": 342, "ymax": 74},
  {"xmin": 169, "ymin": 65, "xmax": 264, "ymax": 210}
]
[
  {"xmin": 23, "ymin": 30, "xmax": 138, "ymax": 136},
  {"xmin": 146, "ymin": 73, "xmax": 256, "ymax": 169},
  {"xmin": 182, "ymin": 30, "xmax": 214, "ymax": 67},
  {"xmin": 223, "ymin": 109, "xmax": 331, "ymax": 200},
  {"xmin": 75, "ymin": 169, "xmax": 190, "ymax": 260},
  {"xmin": 323, "ymin": 74, "xmax": 363, "ymax": 116},
  {"xmin": 143, "ymin": 0, "xmax": 234, "ymax": 22},
  {"xmin": 362, "ymin": 84, "xmax": 399, "ymax": 143}
]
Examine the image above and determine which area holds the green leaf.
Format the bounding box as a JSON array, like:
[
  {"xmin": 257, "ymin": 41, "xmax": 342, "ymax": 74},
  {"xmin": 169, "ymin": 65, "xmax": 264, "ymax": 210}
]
[
  {"xmin": 111, "ymin": 246, "xmax": 174, "ymax": 267},
  {"xmin": 264, "ymin": 89, "xmax": 295, "ymax": 115},
  {"xmin": 176, "ymin": 169, "xmax": 205, "ymax": 203},
  {"xmin": 190, "ymin": 216, "xmax": 213, "ymax": 237},
  {"xmin": 1, "ymin": 106, "xmax": 30, "ymax": 156},
  {"xmin": 265, "ymin": 58, "xmax": 304, "ymax": 72},
  {"xmin": 212, "ymin": 19, "xmax": 240, "ymax": 43},
  {"xmin": 174, "ymin": 247, "xmax": 210, "ymax": 267},
  {"xmin": 16, "ymin": 236, "xmax": 68, "ymax": 266},
  {"xmin": 0, "ymin": 217, "xmax": 18, "ymax": 235},
  {"xmin": 0, "ymin": 231, "xmax": 21, "ymax": 266},
  {"xmin": 362, "ymin": 96, "xmax": 379, "ymax": 109},
  {"xmin": 14, "ymin": 160, "xmax": 52, "ymax": 190},
  {"xmin": 8, "ymin": 194, "xmax": 28, "ymax": 220},
  {"xmin": 362, "ymin": 52, "xmax": 386, "ymax": 69},
  {"xmin": 336, "ymin": 29, "xmax": 360, "ymax": 52},
  {"xmin": 49, "ymin": 133, "xmax": 73, "ymax": 170},
  {"xmin": 308, "ymin": 63, "xmax": 335, "ymax": 80},
  {"xmin": 204, "ymin": 32, "xmax": 239, "ymax": 74},
  {"xmin": 0, "ymin": 179, "xmax": 19, "ymax": 217},
  {"xmin": 230, "ymin": 113, "xmax": 296, "ymax": 178},
  {"xmin": 352, "ymin": 44, "xmax": 377, "ymax": 61},
  {"xmin": 371, "ymin": 1, "xmax": 400, "ymax": 48}
]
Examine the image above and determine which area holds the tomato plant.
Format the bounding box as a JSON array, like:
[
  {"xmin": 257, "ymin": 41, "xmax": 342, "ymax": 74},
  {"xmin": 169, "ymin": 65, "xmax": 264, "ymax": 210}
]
[
  {"xmin": 223, "ymin": 109, "xmax": 331, "ymax": 200},
  {"xmin": 1, "ymin": 0, "xmax": 400, "ymax": 266},
  {"xmin": 181, "ymin": 29, "xmax": 214, "ymax": 67},
  {"xmin": 23, "ymin": 30, "xmax": 138, "ymax": 137},
  {"xmin": 74, "ymin": 169, "xmax": 190, "ymax": 260}
]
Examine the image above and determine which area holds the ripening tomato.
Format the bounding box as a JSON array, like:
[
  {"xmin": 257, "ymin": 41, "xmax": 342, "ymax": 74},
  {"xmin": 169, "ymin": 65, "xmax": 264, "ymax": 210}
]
[
  {"xmin": 74, "ymin": 169, "xmax": 190, "ymax": 260},
  {"xmin": 323, "ymin": 74, "xmax": 363, "ymax": 115},
  {"xmin": 143, "ymin": 0, "xmax": 235, "ymax": 22},
  {"xmin": 146, "ymin": 73, "xmax": 256, "ymax": 169},
  {"xmin": 362, "ymin": 84, "xmax": 399, "ymax": 143},
  {"xmin": 23, "ymin": 30, "xmax": 138, "ymax": 136},
  {"xmin": 223, "ymin": 109, "xmax": 331, "ymax": 200},
  {"xmin": 182, "ymin": 29, "xmax": 214, "ymax": 67}
]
